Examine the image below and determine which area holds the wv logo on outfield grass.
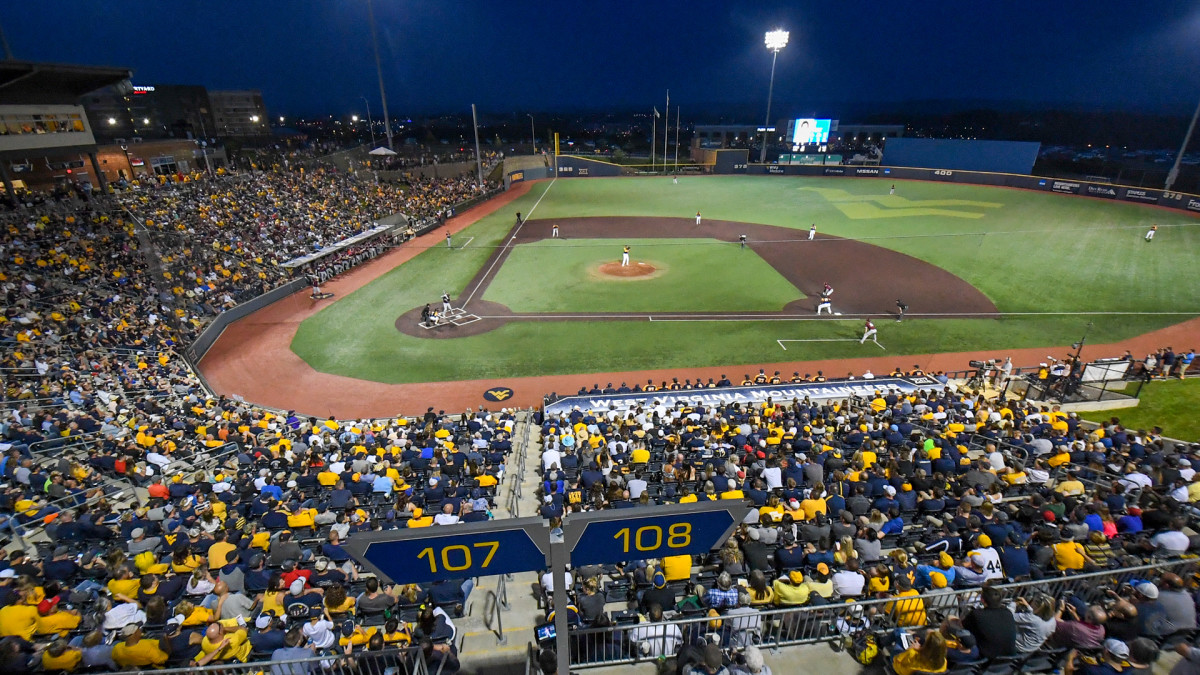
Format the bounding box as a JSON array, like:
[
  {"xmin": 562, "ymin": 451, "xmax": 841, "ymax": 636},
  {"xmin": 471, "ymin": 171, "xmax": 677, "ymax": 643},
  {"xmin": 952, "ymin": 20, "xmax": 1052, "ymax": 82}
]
[{"xmin": 799, "ymin": 187, "xmax": 1003, "ymax": 220}]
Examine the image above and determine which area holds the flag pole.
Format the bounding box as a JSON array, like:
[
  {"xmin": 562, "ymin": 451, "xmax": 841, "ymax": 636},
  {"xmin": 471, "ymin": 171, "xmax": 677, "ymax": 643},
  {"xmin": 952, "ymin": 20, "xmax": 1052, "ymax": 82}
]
[
  {"xmin": 674, "ymin": 106, "xmax": 680, "ymax": 171},
  {"xmin": 651, "ymin": 108, "xmax": 656, "ymax": 171},
  {"xmin": 663, "ymin": 90, "xmax": 669, "ymax": 175}
]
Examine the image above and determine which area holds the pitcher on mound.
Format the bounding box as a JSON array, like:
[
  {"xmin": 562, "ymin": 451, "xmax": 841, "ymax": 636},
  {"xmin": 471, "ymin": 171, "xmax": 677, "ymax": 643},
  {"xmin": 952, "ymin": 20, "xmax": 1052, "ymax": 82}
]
[{"xmin": 621, "ymin": 245, "xmax": 630, "ymax": 266}]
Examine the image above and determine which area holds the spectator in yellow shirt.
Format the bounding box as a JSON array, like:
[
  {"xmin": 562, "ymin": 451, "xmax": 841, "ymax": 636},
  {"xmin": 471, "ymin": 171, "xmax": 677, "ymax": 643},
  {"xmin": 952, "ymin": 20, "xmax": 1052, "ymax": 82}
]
[
  {"xmin": 193, "ymin": 623, "xmax": 252, "ymax": 665},
  {"xmin": 41, "ymin": 639, "xmax": 82, "ymax": 673},
  {"xmin": 112, "ymin": 625, "xmax": 170, "ymax": 669}
]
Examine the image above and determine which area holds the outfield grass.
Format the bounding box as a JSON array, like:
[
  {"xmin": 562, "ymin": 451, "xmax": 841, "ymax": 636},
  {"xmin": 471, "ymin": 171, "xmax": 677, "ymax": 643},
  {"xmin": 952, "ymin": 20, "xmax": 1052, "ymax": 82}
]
[
  {"xmin": 1080, "ymin": 378, "xmax": 1200, "ymax": 441},
  {"xmin": 289, "ymin": 177, "xmax": 1200, "ymax": 384},
  {"xmin": 481, "ymin": 238, "xmax": 802, "ymax": 313}
]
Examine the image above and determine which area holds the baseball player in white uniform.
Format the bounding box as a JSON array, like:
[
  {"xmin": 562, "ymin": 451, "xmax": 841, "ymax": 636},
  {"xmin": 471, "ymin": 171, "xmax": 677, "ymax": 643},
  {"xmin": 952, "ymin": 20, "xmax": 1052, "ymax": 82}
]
[
  {"xmin": 808, "ymin": 224, "xmax": 816, "ymax": 241},
  {"xmin": 696, "ymin": 212, "xmax": 702, "ymax": 225},
  {"xmin": 621, "ymin": 245, "xmax": 630, "ymax": 266},
  {"xmin": 441, "ymin": 292, "xmax": 452, "ymax": 314},
  {"xmin": 552, "ymin": 223, "xmax": 559, "ymax": 238},
  {"xmin": 861, "ymin": 319, "xmax": 877, "ymax": 344},
  {"xmin": 1145, "ymin": 225, "xmax": 1157, "ymax": 241},
  {"xmin": 816, "ymin": 293, "xmax": 833, "ymax": 315}
]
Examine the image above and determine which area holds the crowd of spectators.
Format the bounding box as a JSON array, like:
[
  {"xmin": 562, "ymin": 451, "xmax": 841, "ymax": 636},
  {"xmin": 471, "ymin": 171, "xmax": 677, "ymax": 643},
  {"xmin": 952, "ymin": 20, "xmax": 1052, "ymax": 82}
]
[
  {"xmin": 531, "ymin": 386, "xmax": 1200, "ymax": 672},
  {"xmin": 0, "ymin": 394, "xmax": 517, "ymax": 673},
  {"xmin": 0, "ymin": 162, "xmax": 503, "ymax": 673}
]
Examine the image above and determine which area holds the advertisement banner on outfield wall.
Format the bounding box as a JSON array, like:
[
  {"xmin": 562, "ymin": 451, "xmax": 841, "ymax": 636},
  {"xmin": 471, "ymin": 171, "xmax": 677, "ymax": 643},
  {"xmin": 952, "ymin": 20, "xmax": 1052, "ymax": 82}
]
[
  {"xmin": 1084, "ymin": 184, "xmax": 1118, "ymax": 199},
  {"xmin": 544, "ymin": 376, "xmax": 941, "ymax": 415},
  {"xmin": 1050, "ymin": 180, "xmax": 1081, "ymax": 194},
  {"xmin": 1122, "ymin": 188, "xmax": 1161, "ymax": 204}
]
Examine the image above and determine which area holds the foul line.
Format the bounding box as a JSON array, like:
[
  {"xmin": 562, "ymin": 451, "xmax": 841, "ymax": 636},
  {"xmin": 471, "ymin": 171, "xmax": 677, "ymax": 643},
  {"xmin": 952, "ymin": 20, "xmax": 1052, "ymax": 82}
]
[
  {"xmin": 458, "ymin": 236, "xmax": 475, "ymax": 249},
  {"xmin": 477, "ymin": 310, "xmax": 1199, "ymax": 322},
  {"xmin": 461, "ymin": 178, "xmax": 556, "ymax": 308},
  {"xmin": 776, "ymin": 338, "xmax": 886, "ymax": 351}
]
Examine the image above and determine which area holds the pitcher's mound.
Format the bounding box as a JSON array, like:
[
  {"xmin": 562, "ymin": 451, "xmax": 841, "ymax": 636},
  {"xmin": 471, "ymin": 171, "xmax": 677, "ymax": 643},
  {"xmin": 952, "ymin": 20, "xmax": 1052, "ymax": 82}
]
[{"xmin": 594, "ymin": 261, "xmax": 664, "ymax": 281}]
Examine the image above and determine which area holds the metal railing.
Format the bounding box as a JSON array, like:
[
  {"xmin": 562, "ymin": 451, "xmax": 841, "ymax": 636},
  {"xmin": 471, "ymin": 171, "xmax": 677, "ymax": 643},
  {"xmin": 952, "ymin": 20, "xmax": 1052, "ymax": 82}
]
[
  {"xmin": 101, "ymin": 644, "xmax": 428, "ymax": 675},
  {"xmin": 565, "ymin": 557, "xmax": 1198, "ymax": 668},
  {"xmin": 483, "ymin": 573, "xmax": 510, "ymax": 644},
  {"xmin": 28, "ymin": 429, "xmax": 108, "ymax": 456}
]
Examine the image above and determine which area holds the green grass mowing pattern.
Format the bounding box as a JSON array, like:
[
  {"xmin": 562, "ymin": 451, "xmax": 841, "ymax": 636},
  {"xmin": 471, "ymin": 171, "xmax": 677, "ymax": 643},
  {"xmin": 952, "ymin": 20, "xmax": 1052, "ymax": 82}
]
[
  {"xmin": 1081, "ymin": 378, "xmax": 1200, "ymax": 441},
  {"xmin": 291, "ymin": 177, "xmax": 1200, "ymax": 383},
  {"xmin": 292, "ymin": 308, "xmax": 1181, "ymax": 384},
  {"xmin": 481, "ymin": 238, "xmax": 803, "ymax": 313},
  {"xmin": 528, "ymin": 176, "xmax": 1200, "ymax": 314}
]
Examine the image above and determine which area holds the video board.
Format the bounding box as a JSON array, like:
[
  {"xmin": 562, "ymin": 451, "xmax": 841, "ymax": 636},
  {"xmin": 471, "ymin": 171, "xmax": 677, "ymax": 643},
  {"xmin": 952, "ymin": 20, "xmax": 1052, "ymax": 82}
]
[{"xmin": 788, "ymin": 118, "xmax": 832, "ymax": 145}]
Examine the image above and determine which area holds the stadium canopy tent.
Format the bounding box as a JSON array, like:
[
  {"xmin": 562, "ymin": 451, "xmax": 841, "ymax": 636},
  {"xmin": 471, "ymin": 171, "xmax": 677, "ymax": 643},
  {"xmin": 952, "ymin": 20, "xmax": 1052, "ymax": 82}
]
[{"xmin": 368, "ymin": 146, "xmax": 397, "ymax": 156}]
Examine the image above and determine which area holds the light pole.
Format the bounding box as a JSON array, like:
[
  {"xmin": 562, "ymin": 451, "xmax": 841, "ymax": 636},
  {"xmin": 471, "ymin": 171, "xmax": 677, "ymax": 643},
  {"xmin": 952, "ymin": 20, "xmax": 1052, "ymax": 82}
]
[
  {"xmin": 528, "ymin": 113, "xmax": 536, "ymax": 154},
  {"xmin": 1165, "ymin": 95, "xmax": 1200, "ymax": 191},
  {"xmin": 361, "ymin": 96, "xmax": 377, "ymax": 148},
  {"xmin": 366, "ymin": 0, "xmax": 394, "ymax": 150},
  {"xmin": 759, "ymin": 29, "xmax": 789, "ymax": 164}
]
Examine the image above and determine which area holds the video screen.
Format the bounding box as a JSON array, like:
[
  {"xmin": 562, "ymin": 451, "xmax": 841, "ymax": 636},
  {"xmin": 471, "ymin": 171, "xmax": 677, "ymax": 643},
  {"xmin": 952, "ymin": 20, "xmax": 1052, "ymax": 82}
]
[{"xmin": 789, "ymin": 118, "xmax": 832, "ymax": 145}]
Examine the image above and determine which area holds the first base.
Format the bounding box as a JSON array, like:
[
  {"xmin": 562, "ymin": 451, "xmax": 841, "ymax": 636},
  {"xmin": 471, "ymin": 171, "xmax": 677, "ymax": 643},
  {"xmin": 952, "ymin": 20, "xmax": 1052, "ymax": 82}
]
[{"xmin": 834, "ymin": 312, "xmax": 842, "ymax": 316}]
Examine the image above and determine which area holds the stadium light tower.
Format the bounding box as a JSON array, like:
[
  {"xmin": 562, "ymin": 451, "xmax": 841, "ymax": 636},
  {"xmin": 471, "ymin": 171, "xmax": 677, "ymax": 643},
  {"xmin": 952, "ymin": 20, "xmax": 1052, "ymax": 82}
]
[
  {"xmin": 1165, "ymin": 95, "xmax": 1200, "ymax": 192},
  {"xmin": 759, "ymin": 29, "xmax": 789, "ymax": 163}
]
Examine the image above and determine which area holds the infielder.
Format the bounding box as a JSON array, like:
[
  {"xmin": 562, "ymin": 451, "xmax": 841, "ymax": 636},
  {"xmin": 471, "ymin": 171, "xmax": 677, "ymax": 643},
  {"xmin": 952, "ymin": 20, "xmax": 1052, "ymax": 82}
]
[
  {"xmin": 896, "ymin": 299, "xmax": 908, "ymax": 322},
  {"xmin": 808, "ymin": 224, "xmax": 816, "ymax": 241},
  {"xmin": 860, "ymin": 319, "xmax": 877, "ymax": 344},
  {"xmin": 1145, "ymin": 225, "xmax": 1157, "ymax": 242},
  {"xmin": 621, "ymin": 245, "xmax": 630, "ymax": 266},
  {"xmin": 696, "ymin": 211, "xmax": 702, "ymax": 225},
  {"xmin": 441, "ymin": 292, "xmax": 452, "ymax": 314},
  {"xmin": 551, "ymin": 223, "xmax": 559, "ymax": 238},
  {"xmin": 816, "ymin": 293, "xmax": 833, "ymax": 315},
  {"xmin": 823, "ymin": 282, "xmax": 833, "ymax": 297}
]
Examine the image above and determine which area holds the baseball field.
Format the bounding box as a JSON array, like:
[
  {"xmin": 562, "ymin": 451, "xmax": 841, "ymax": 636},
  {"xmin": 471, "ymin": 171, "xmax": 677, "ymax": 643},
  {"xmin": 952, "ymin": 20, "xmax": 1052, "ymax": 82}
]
[{"xmin": 286, "ymin": 175, "xmax": 1200, "ymax": 385}]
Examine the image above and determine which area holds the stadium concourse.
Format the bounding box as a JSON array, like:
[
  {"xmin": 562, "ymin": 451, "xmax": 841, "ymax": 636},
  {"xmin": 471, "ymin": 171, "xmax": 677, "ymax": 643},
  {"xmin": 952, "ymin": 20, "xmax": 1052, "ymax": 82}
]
[{"xmin": 1, "ymin": 167, "xmax": 1199, "ymax": 675}]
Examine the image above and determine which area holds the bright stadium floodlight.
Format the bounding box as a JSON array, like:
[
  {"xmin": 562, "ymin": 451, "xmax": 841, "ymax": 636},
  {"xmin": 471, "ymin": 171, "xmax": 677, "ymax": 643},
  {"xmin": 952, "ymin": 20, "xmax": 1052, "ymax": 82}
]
[
  {"xmin": 107, "ymin": 117, "xmax": 117, "ymax": 125},
  {"xmin": 759, "ymin": 29, "xmax": 789, "ymax": 163},
  {"xmin": 250, "ymin": 115, "xmax": 260, "ymax": 123},
  {"xmin": 352, "ymin": 115, "xmax": 359, "ymax": 122},
  {"xmin": 765, "ymin": 29, "xmax": 789, "ymax": 51}
]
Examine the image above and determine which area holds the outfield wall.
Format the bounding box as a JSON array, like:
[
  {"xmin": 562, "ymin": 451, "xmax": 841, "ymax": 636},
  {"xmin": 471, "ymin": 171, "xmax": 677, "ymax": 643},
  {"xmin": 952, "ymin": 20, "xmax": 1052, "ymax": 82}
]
[{"xmin": 740, "ymin": 163, "xmax": 1200, "ymax": 215}]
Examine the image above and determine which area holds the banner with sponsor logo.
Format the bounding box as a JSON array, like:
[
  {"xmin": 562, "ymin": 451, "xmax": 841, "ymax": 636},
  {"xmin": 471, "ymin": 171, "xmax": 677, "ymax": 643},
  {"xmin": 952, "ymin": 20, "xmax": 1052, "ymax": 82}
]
[
  {"xmin": 1084, "ymin": 184, "xmax": 1117, "ymax": 198},
  {"xmin": 854, "ymin": 167, "xmax": 881, "ymax": 176},
  {"xmin": 544, "ymin": 376, "xmax": 941, "ymax": 415},
  {"xmin": 1188, "ymin": 198, "xmax": 1200, "ymax": 213},
  {"xmin": 1121, "ymin": 188, "xmax": 1160, "ymax": 204},
  {"xmin": 1051, "ymin": 180, "xmax": 1080, "ymax": 194},
  {"xmin": 823, "ymin": 167, "xmax": 846, "ymax": 175}
]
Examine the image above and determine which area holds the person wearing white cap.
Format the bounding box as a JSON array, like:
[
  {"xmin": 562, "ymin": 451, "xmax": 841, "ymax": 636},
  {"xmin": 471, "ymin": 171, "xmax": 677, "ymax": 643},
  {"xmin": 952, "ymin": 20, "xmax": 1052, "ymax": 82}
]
[{"xmin": 1064, "ymin": 638, "xmax": 1128, "ymax": 675}]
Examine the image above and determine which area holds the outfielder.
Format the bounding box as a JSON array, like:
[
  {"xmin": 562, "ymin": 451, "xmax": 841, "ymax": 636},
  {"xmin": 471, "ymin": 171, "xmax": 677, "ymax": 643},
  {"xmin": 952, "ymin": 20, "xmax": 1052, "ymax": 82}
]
[
  {"xmin": 889, "ymin": 184, "xmax": 896, "ymax": 195},
  {"xmin": 816, "ymin": 293, "xmax": 833, "ymax": 315},
  {"xmin": 441, "ymin": 292, "xmax": 452, "ymax": 314},
  {"xmin": 1145, "ymin": 225, "xmax": 1157, "ymax": 242},
  {"xmin": 860, "ymin": 319, "xmax": 877, "ymax": 344},
  {"xmin": 446, "ymin": 231, "xmax": 453, "ymax": 249},
  {"xmin": 896, "ymin": 299, "xmax": 908, "ymax": 322},
  {"xmin": 621, "ymin": 245, "xmax": 630, "ymax": 266},
  {"xmin": 808, "ymin": 224, "xmax": 816, "ymax": 241}
]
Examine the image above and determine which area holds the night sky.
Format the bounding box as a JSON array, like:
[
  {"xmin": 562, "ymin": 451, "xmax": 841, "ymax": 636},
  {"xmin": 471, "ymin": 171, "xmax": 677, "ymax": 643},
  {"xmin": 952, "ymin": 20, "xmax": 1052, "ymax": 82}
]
[{"xmin": 5, "ymin": 1, "xmax": 1200, "ymax": 117}]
